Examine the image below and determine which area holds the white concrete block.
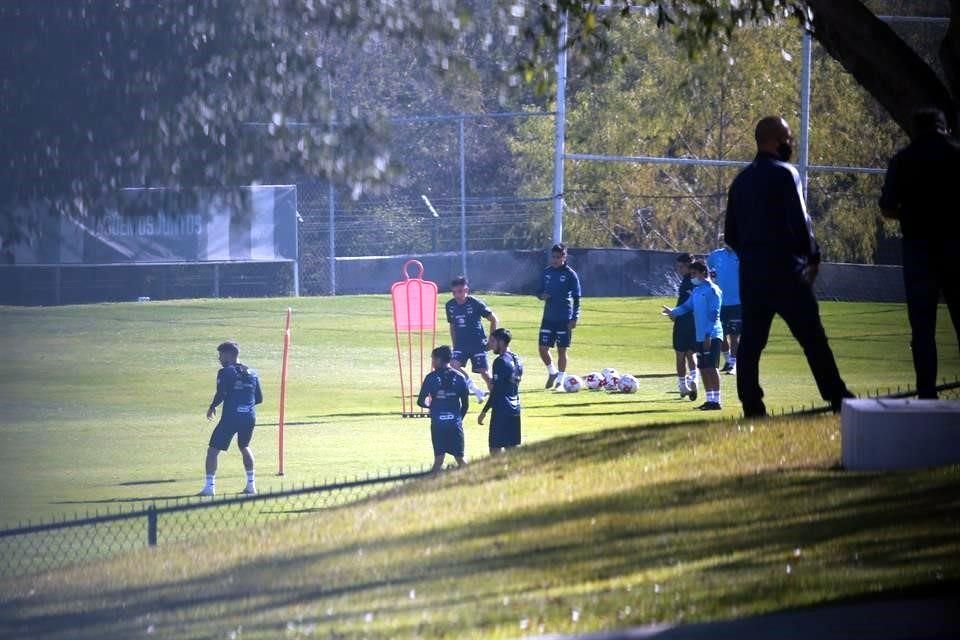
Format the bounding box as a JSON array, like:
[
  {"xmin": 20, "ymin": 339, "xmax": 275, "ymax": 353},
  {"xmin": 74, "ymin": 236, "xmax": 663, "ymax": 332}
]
[{"xmin": 841, "ymin": 399, "xmax": 960, "ymax": 470}]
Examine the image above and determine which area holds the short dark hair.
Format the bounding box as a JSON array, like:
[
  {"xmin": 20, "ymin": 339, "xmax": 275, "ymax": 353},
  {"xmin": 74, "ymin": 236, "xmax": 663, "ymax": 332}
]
[
  {"xmin": 676, "ymin": 252, "xmax": 693, "ymax": 264},
  {"xmin": 432, "ymin": 345, "xmax": 452, "ymax": 364},
  {"xmin": 490, "ymin": 327, "xmax": 512, "ymax": 345},
  {"xmin": 551, "ymin": 243, "xmax": 566, "ymax": 254},
  {"xmin": 912, "ymin": 108, "xmax": 948, "ymax": 138},
  {"xmin": 755, "ymin": 115, "xmax": 787, "ymax": 145},
  {"xmin": 217, "ymin": 341, "xmax": 239, "ymax": 356},
  {"xmin": 689, "ymin": 260, "xmax": 708, "ymax": 276},
  {"xmin": 451, "ymin": 275, "xmax": 468, "ymax": 288}
]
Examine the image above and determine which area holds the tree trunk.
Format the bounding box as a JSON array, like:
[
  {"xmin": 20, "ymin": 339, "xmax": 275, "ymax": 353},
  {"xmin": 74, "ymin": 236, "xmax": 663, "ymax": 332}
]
[
  {"xmin": 940, "ymin": 0, "xmax": 960, "ymax": 127},
  {"xmin": 805, "ymin": 0, "xmax": 957, "ymax": 135}
]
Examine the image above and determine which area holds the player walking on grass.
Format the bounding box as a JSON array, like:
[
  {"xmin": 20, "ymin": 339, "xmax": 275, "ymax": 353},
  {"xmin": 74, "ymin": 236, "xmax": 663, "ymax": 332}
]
[
  {"xmin": 708, "ymin": 235, "xmax": 742, "ymax": 374},
  {"xmin": 479, "ymin": 328, "xmax": 523, "ymax": 454},
  {"xmin": 671, "ymin": 253, "xmax": 699, "ymax": 401},
  {"xmin": 446, "ymin": 275, "xmax": 499, "ymax": 402},
  {"xmin": 537, "ymin": 243, "xmax": 581, "ymax": 391},
  {"xmin": 417, "ymin": 345, "xmax": 469, "ymax": 473},
  {"xmin": 200, "ymin": 341, "xmax": 263, "ymax": 496},
  {"xmin": 663, "ymin": 261, "xmax": 724, "ymax": 410}
]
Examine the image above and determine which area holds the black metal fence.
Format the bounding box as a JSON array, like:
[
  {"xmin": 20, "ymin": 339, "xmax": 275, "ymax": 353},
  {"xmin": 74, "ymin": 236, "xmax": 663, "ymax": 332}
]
[{"xmin": 0, "ymin": 469, "xmax": 427, "ymax": 578}]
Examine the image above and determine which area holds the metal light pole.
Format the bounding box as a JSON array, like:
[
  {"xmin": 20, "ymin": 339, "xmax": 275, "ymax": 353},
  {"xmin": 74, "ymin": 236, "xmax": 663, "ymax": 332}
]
[
  {"xmin": 798, "ymin": 29, "xmax": 813, "ymax": 203},
  {"xmin": 552, "ymin": 10, "xmax": 569, "ymax": 245},
  {"xmin": 458, "ymin": 116, "xmax": 468, "ymax": 276}
]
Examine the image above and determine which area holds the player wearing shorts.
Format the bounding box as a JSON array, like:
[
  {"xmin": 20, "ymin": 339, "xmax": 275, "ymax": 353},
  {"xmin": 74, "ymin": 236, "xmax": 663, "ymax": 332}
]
[
  {"xmin": 200, "ymin": 341, "xmax": 263, "ymax": 496},
  {"xmin": 417, "ymin": 345, "xmax": 470, "ymax": 473},
  {"xmin": 671, "ymin": 253, "xmax": 699, "ymax": 401},
  {"xmin": 708, "ymin": 235, "xmax": 742, "ymax": 373},
  {"xmin": 536, "ymin": 243, "xmax": 582, "ymax": 390},
  {"xmin": 663, "ymin": 261, "xmax": 724, "ymax": 410},
  {"xmin": 478, "ymin": 328, "xmax": 523, "ymax": 454},
  {"xmin": 445, "ymin": 275, "xmax": 499, "ymax": 402}
]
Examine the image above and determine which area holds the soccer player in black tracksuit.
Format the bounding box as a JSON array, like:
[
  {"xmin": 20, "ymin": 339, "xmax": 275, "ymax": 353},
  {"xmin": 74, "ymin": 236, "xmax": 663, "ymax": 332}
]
[
  {"xmin": 880, "ymin": 108, "xmax": 960, "ymax": 399},
  {"xmin": 200, "ymin": 341, "xmax": 263, "ymax": 496},
  {"xmin": 417, "ymin": 345, "xmax": 469, "ymax": 473},
  {"xmin": 725, "ymin": 116, "xmax": 854, "ymax": 418},
  {"xmin": 672, "ymin": 252, "xmax": 699, "ymax": 401},
  {"xmin": 479, "ymin": 328, "xmax": 523, "ymax": 455}
]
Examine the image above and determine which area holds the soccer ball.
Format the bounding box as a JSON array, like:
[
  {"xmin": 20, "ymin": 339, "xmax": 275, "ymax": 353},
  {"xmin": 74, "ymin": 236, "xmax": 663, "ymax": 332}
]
[
  {"xmin": 603, "ymin": 374, "xmax": 621, "ymax": 392},
  {"xmin": 562, "ymin": 375, "xmax": 583, "ymax": 393},
  {"xmin": 583, "ymin": 372, "xmax": 604, "ymax": 390},
  {"xmin": 618, "ymin": 374, "xmax": 639, "ymax": 394},
  {"xmin": 601, "ymin": 368, "xmax": 618, "ymax": 384}
]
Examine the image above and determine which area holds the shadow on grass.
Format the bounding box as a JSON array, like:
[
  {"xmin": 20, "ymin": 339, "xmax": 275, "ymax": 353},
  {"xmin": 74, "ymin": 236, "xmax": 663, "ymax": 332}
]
[
  {"xmin": 52, "ymin": 494, "xmax": 197, "ymax": 505},
  {"xmin": 116, "ymin": 479, "xmax": 177, "ymax": 487}
]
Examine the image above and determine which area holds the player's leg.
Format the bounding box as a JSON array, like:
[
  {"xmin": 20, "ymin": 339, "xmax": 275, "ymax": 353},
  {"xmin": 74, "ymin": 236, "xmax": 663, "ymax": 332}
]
[
  {"xmin": 737, "ymin": 295, "xmax": 776, "ymax": 418},
  {"xmin": 675, "ymin": 350, "xmax": 689, "ymax": 397},
  {"xmin": 554, "ymin": 325, "xmax": 572, "ymax": 389},
  {"xmin": 471, "ymin": 353, "xmax": 490, "ymax": 400},
  {"xmin": 539, "ymin": 324, "xmax": 559, "ymax": 388},
  {"xmin": 776, "ymin": 281, "xmax": 852, "ymax": 410},
  {"xmin": 431, "ymin": 454, "xmax": 445, "ymax": 473},
  {"xmin": 237, "ymin": 422, "xmax": 256, "ymax": 494},
  {"xmin": 454, "ymin": 456, "xmax": 467, "ymax": 467},
  {"xmin": 452, "ymin": 350, "xmax": 484, "ymax": 401},
  {"xmin": 697, "ymin": 339, "xmax": 722, "ymax": 410},
  {"xmin": 201, "ymin": 422, "xmax": 232, "ymax": 496}
]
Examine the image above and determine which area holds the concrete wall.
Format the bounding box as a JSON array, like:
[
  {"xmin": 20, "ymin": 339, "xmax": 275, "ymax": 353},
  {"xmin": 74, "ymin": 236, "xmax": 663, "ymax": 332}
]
[{"xmin": 335, "ymin": 248, "xmax": 907, "ymax": 303}]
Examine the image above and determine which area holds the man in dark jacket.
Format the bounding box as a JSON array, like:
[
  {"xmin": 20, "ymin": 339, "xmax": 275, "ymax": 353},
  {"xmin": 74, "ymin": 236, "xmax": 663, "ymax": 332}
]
[
  {"xmin": 880, "ymin": 108, "xmax": 960, "ymax": 399},
  {"xmin": 725, "ymin": 116, "xmax": 854, "ymax": 418}
]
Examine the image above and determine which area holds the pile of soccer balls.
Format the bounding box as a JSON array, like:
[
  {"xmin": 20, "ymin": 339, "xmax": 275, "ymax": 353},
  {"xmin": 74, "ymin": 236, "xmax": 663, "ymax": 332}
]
[{"xmin": 562, "ymin": 368, "xmax": 638, "ymax": 394}]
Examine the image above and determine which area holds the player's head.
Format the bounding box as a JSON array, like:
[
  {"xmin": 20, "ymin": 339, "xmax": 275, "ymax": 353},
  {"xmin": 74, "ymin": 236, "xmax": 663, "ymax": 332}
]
[
  {"xmin": 550, "ymin": 243, "xmax": 567, "ymax": 268},
  {"xmin": 431, "ymin": 345, "xmax": 453, "ymax": 370},
  {"xmin": 451, "ymin": 275, "xmax": 469, "ymax": 302},
  {"xmin": 912, "ymin": 107, "xmax": 949, "ymax": 139},
  {"xmin": 217, "ymin": 341, "xmax": 240, "ymax": 366},
  {"xmin": 675, "ymin": 252, "xmax": 692, "ymax": 275},
  {"xmin": 755, "ymin": 116, "xmax": 793, "ymax": 162},
  {"xmin": 688, "ymin": 260, "xmax": 709, "ymax": 284},
  {"xmin": 490, "ymin": 327, "xmax": 512, "ymax": 354}
]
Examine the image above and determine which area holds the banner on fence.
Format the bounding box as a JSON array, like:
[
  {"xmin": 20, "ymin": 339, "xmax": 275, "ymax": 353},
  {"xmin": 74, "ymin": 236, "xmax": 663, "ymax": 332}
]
[{"xmin": 13, "ymin": 185, "xmax": 298, "ymax": 265}]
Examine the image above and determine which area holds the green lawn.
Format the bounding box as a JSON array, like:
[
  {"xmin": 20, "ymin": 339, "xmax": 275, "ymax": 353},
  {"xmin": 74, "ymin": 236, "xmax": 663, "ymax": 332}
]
[
  {"xmin": 1, "ymin": 412, "xmax": 957, "ymax": 639},
  {"xmin": 0, "ymin": 294, "xmax": 957, "ymax": 530}
]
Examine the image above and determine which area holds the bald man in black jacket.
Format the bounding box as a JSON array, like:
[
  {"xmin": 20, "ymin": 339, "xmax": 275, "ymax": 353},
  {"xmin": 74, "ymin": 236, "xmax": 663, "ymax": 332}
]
[{"xmin": 725, "ymin": 116, "xmax": 854, "ymax": 418}]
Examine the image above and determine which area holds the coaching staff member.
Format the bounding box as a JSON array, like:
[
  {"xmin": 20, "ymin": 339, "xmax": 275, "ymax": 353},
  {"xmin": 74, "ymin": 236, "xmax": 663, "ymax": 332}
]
[
  {"xmin": 880, "ymin": 108, "xmax": 960, "ymax": 399},
  {"xmin": 725, "ymin": 116, "xmax": 854, "ymax": 418}
]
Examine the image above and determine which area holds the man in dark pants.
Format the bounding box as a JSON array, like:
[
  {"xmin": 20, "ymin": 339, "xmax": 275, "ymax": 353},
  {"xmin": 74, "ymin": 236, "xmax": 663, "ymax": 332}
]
[
  {"xmin": 879, "ymin": 108, "xmax": 960, "ymax": 398},
  {"xmin": 725, "ymin": 116, "xmax": 854, "ymax": 418}
]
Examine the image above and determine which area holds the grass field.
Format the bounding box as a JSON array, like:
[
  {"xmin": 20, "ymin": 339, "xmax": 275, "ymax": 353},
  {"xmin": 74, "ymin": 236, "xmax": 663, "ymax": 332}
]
[
  {"xmin": 0, "ymin": 294, "xmax": 957, "ymax": 530},
  {"xmin": 1, "ymin": 410, "xmax": 958, "ymax": 639}
]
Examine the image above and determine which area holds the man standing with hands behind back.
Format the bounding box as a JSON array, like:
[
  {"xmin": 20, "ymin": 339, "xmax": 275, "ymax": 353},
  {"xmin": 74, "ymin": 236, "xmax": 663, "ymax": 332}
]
[
  {"xmin": 725, "ymin": 116, "xmax": 854, "ymax": 418},
  {"xmin": 536, "ymin": 243, "xmax": 582, "ymax": 391},
  {"xmin": 880, "ymin": 108, "xmax": 960, "ymax": 399}
]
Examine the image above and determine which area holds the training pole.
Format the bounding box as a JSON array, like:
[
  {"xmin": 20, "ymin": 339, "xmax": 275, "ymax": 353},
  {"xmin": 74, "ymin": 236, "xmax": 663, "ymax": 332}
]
[{"xmin": 277, "ymin": 307, "xmax": 292, "ymax": 476}]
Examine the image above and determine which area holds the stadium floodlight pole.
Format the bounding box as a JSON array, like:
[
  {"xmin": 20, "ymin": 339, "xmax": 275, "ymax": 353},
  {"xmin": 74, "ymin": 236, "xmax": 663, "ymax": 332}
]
[
  {"xmin": 277, "ymin": 307, "xmax": 292, "ymax": 476},
  {"xmin": 458, "ymin": 117, "xmax": 468, "ymax": 276},
  {"xmin": 552, "ymin": 9, "xmax": 569, "ymax": 245},
  {"xmin": 421, "ymin": 194, "xmax": 441, "ymax": 253},
  {"xmin": 798, "ymin": 28, "xmax": 813, "ymax": 203}
]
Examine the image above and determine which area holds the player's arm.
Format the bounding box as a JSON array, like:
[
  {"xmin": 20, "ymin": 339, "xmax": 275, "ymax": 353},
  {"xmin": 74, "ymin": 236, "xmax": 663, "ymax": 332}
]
[
  {"xmin": 416, "ymin": 377, "xmax": 432, "ymax": 409},
  {"xmin": 665, "ymin": 297, "xmax": 693, "ymax": 319},
  {"xmin": 706, "ymin": 288, "xmax": 721, "ymax": 332},
  {"xmin": 207, "ymin": 369, "xmax": 233, "ymax": 419},
  {"xmin": 536, "ymin": 270, "xmax": 549, "ymax": 300},
  {"xmin": 254, "ymin": 377, "xmax": 264, "ymax": 405},
  {"xmin": 569, "ymin": 270, "xmax": 582, "ymax": 328},
  {"xmin": 459, "ymin": 379, "xmax": 470, "ymax": 418},
  {"xmin": 484, "ymin": 309, "xmax": 499, "ymax": 336},
  {"xmin": 478, "ymin": 361, "xmax": 498, "ymax": 423}
]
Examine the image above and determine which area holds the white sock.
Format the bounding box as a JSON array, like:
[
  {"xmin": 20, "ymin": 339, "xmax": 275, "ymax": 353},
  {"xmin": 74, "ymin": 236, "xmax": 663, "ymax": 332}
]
[
  {"xmin": 677, "ymin": 377, "xmax": 689, "ymax": 392},
  {"xmin": 687, "ymin": 372, "xmax": 697, "ymax": 384},
  {"xmin": 466, "ymin": 377, "xmax": 479, "ymax": 393},
  {"xmin": 707, "ymin": 391, "xmax": 721, "ymax": 404},
  {"xmin": 557, "ymin": 372, "xmax": 566, "ymax": 386},
  {"xmin": 204, "ymin": 473, "xmax": 215, "ymax": 489},
  {"xmin": 547, "ymin": 364, "xmax": 558, "ymax": 375},
  {"xmin": 728, "ymin": 356, "xmax": 737, "ymax": 366},
  {"xmin": 246, "ymin": 469, "xmax": 255, "ymax": 486}
]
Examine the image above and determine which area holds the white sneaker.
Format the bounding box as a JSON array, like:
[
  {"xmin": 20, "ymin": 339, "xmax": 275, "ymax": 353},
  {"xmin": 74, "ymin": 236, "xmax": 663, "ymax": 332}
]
[
  {"xmin": 474, "ymin": 389, "xmax": 486, "ymax": 402},
  {"xmin": 242, "ymin": 484, "xmax": 257, "ymax": 495},
  {"xmin": 197, "ymin": 486, "xmax": 215, "ymax": 497}
]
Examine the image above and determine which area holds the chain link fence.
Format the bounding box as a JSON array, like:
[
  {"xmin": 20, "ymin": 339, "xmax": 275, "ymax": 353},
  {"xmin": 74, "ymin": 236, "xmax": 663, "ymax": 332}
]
[{"xmin": 0, "ymin": 469, "xmax": 426, "ymax": 578}]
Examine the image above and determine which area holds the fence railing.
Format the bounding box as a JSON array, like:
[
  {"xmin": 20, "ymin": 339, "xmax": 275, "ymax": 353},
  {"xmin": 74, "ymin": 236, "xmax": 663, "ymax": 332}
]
[
  {"xmin": 0, "ymin": 468, "xmax": 428, "ymax": 579},
  {"xmin": 2, "ymin": 380, "xmax": 957, "ymax": 579}
]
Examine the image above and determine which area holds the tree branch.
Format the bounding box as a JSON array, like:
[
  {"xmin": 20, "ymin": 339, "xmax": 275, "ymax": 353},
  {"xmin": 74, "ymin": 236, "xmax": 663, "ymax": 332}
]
[{"xmin": 806, "ymin": 0, "xmax": 956, "ymax": 134}]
